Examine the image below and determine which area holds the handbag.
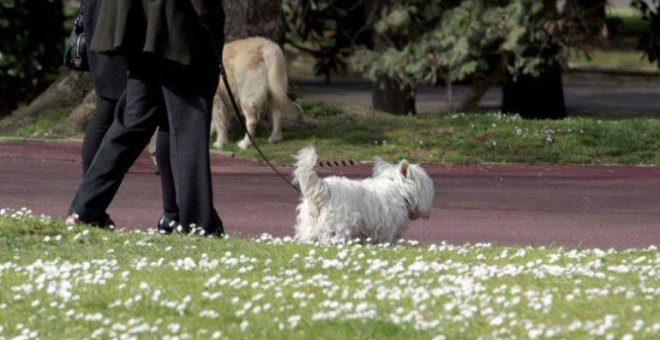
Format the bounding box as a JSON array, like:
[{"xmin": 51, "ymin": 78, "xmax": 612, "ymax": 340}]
[{"xmin": 64, "ymin": 3, "xmax": 89, "ymax": 71}]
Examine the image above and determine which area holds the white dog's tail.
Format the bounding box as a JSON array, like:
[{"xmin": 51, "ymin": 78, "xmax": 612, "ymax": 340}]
[
  {"xmin": 263, "ymin": 43, "xmax": 288, "ymax": 109},
  {"xmin": 293, "ymin": 147, "xmax": 328, "ymax": 213}
]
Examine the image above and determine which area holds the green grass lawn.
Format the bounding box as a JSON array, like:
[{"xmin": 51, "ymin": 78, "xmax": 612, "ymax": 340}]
[
  {"xmin": 3, "ymin": 100, "xmax": 660, "ymax": 166},
  {"xmin": 0, "ymin": 209, "xmax": 658, "ymax": 339},
  {"xmin": 568, "ymin": 49, "xmax": 657, "ymax": 72},
  {"xmin": 607, "ymin": 6, "xmax": 649, "ymax": 37},
  {"xmin": 224, "ymin": 103, "xmax": 660, "ymax": 166},
  {"xmin": 7, "ymin": 106, "xmax": 73, "ymax": 139},
  {"xmin": 566, "ymin": 6, "xmax": 657, "ymax": 72},
  {"xmin": 3, "ymin": 99, "xmax": 660, "ymax": 166}
]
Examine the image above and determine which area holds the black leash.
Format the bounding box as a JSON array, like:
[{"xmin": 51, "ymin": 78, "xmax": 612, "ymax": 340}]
[
  {"xmin": 201, "ymin": 22, "xmax": 300, "ymax": 194},
  {"xmin": 217, "ymin": 65, "xmax": 301, "ymax": 194}
]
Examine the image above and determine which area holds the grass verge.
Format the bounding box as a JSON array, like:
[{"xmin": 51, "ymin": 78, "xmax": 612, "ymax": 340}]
[
  {"xmin": 0, "ymin": 208, "xmax": 658, "ymax": 339},
  {"xmin": 568, "ymin": 49, "xmax": 656, "ymax": 72},
  {"xmin": 2, "ymin": 106, "xmax": 74, "ymax": 139},
  {"xmin": 606, "ymin": 6, "xmax": 649, "ymax": 37},
  {"xmin": 225, "ymin": 104, "xmax": 660, "ymax": 166},
  {"xmin": 2, "ymin": 101, "xmax": 659, "ymax": 166}
]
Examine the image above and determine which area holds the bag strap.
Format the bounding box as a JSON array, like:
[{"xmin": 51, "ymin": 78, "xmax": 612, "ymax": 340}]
[{"xmin": 73, "ymin": 0, "xmax": 86, "ymax": 31}]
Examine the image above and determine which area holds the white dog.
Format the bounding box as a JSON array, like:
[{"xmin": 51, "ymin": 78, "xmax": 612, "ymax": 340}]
[
  {"xmin": 292, "ymin": 146, "xmax": 435, "ymax": 244},
  {"xmin": 212, "ymin": 36, "xmax": 288, "ymax": 150}
]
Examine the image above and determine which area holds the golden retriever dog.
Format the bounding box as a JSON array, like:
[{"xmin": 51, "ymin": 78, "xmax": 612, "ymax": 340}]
[{"xmin": 211, "ymin": 37, "xmax": 288, "ymax": 150}]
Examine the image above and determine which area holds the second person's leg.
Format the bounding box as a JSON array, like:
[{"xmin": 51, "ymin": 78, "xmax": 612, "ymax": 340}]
[
  {"xmin": 69, "ymin": 55, "xmax": 165, "ymax": 225},
  {"xmin": 159, "ymin": 59, "xmax": 223, "ymax": 235}
]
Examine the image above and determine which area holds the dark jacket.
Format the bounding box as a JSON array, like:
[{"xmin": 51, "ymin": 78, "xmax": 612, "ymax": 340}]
[
  {"xmin": 90, "ymin": 0, "xmax": 225, "ymax": 66},
  {"xmin": 83, "ymin": 0, "xmax": 128, "ymax": 100}
]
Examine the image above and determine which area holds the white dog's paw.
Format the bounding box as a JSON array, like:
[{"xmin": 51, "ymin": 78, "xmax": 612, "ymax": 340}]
[{"xmin": 237, "ymin": 139, "xmax": 251, "ymax": 150}]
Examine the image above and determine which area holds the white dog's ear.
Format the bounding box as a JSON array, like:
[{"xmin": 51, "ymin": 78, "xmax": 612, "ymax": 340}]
[{"xmin": 399, "ymin": 160, "xmax": 410, "ymax": 178}]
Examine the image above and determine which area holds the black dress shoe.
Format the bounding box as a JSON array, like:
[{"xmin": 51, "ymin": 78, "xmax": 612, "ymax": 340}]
[
  {"xmin": 201, "ymin": 227, "xmax": 225, "ymax": 238},
  {"xmin": 157, "ymin": 215, "xmax": 178, "ymax": 234},
  {"xmin": 203, "ymin": 216, "xmax": 225, "ymax": 238},
  {"xmin": 102, "ymin": 216, "xmax": 116, "ymax": 230},
  {"xmin": 66, "ymin": 213, "xmax": 116, "ymax": 230}
]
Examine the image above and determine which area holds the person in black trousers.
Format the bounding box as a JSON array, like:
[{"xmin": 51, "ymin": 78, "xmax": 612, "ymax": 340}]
[
  {"xmin": 68, "ymin": 0, "xmax": 225, "ymax": 236},
  {"xmin": 79, "ymin": 0, "xmax": 126, "ymax": 173},
  {"xmin": 78, "ymin": 0, "xmax": 179, "ymax": 232}
]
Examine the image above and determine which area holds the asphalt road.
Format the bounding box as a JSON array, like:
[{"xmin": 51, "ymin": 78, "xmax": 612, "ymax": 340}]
[
  {"xmin": 298, "ymin": 81, "xmax": 660, "ymax": 118},
  {"xmin": 1, "ymin": 140, "xmax": 658, "ymax": 249}
]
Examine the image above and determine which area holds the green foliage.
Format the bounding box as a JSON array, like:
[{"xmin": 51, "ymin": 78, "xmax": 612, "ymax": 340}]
[
  {"xmin": 0, "ymin": 0, "xmax": 65, "ymax": 116},
  {"xmin": 351, "ymin": 0, "xmax": 562, "ymax": 90},
  {"xmin": 283, "ymin": 0, "xmax": 371, "ymax": 81}
]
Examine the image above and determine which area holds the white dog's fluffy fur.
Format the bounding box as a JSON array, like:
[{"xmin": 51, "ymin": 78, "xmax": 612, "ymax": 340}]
[
  {"xmin": 293, "ymin": 146, "xmax": 435, "ymax": 244},
  {"xmin": 211, "ymin": 37, "xmax": 288, "ymax": 150}
]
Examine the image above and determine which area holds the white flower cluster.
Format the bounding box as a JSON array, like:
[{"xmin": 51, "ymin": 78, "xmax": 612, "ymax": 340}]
[
  {"xmin": 1, "ymin": 210, "xmax": 659, "ymax": 338},
  {"xmin": 0, "ymin": 207, "xmax": 51, "ymax": 224},
  {"xmin": 447, "ymin": 112, "xmax": 591, "ymax": 147}
]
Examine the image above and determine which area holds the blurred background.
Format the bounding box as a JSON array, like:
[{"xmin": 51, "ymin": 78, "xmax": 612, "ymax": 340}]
[{"xmin": 1, "ymin": 0, "xmax": 659, "ymax": 134}]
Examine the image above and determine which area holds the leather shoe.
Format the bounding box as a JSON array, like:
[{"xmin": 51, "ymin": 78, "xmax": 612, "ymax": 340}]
[
  {"xmin": 66, "ymin": 213, "xmax": 115, "ymax": 230},
  {"xmin": 157, "ymin": 215, "xmax": 178, "ymax": 234},
  {"xmin": 203, "ymin": 216, "xmax": 225, "ymax": 238}
]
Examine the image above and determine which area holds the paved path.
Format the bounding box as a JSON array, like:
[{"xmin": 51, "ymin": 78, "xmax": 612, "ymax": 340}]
[
  {"xmin": 1, "ymin": 140, "xmax": 659, "ymax": 249},
  {"xmin": 298, "ymin": 81, "xmax": 660, "ymax": 118}
]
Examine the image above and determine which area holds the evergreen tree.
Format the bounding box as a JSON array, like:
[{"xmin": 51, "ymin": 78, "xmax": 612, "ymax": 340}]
[
  {"xmin": 284, "ymin": 0, "xmax": 371, "ymax": 83},
  {"xmin": 351, "ymin": 0, "xmax": 572, "ymax": 117}
]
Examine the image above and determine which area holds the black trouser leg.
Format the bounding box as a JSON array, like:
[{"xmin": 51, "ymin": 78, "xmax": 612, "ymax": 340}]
[
  {"xmin": 81, "ymin": 96, "xmax": 116, "ymax": 174},
  {"xmin": 69, "ymin": 60, "xmax": 164, "ymax": 224},
  {"xmin": 156, "ymin": 128, "xmax": 178, "ymax": 221},
  {"xmin": 160, "ymin": 60, "xmax": 222, "ymax": 234}
]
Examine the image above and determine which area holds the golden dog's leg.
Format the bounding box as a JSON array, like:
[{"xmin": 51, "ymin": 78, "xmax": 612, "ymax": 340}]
[
  {"xmin": 237, "ymin": 104, "xmax": 258, "ymax": 150},
  {"xmin": 268, "ymin": 105, "xmax": 283, "ymax": 144},
  {"xmin": 211, "ymin": 94, "xmax": 229, "ymax": 149}
]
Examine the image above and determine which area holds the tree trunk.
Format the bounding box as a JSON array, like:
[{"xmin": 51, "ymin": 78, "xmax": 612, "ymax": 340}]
[
  {"xmin": 0, "ymin": 70, "xmax": 92, "ymax": 132},
  {"xmin": 501, "ymin": 0, "xmax": 566, "ymax": 120},
  {"xmin": 54, "ymin": 90, "xmax": 97, "ymax": 135},
  {"xmin": 224, "ymin": 0, "xmax": 284, "ymax": 44},
  {"xmin": 460, "ymin": 57, "xmax": 509, "ymax": 112},
  {"xmin": 365, "ymin": 0, "xmax": 416, "ymax": 116},
  {"xmin": 372, "ymin": 79, "xmax": 416, "ymax": 115},
  {"xmin": 501, "ymin": 61, "xmax": 566, "ymax": 119}
]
